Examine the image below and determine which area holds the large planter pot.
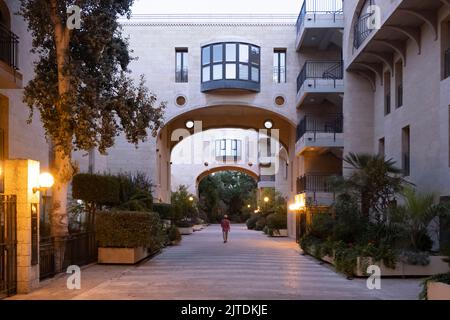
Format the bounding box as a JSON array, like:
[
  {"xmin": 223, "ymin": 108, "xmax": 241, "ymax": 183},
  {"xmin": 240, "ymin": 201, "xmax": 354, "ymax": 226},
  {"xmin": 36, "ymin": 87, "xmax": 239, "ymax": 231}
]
[
  {"xmin": 427, "ymin": 282, "xmax": 450, "ymax": 300},
  {"xmin": 178, "ymin": 227, "xmax": 194, "ymax": 235},
  {"xmin": 193, "ymin": 225, "xmax": 204, "ymax": 232},
  {"xmin": 271, "ymin": 229, "xmax": 288, "ymax": 237},
  {"xmin": 98, "ymin": 247, "xmax": 149, "ymax": 265},
  {"xmin": 355, "ymin": 256, "xmax": 450, "ymax": 277}
]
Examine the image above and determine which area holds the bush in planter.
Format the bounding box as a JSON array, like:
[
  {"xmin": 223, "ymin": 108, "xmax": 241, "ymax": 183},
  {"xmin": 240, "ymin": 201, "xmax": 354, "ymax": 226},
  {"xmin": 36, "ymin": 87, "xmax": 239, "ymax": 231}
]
[
  {"xmin": 176, "ymin": 220, "xmax": 194, "ymax": 228},
  {"xmin": 167, "ymin": 225, "xmax": 182, "ymax": 244},
  {"xmin": 255, "ymin": 217, "xmax": 266, "ymax": 231},
  {"xmin": 246, "ymin": 215, "xmax": 259, "ymax": 230},
  {"xmin": 153, "ymin": 203, "xmax": 175, "ymax": 221},
  {"xmin": 266, "ymin": 213, "xmax": 287, "ymax": 231},
  {"xmin": 96, "ymin": 211, "xmax": 163, "ymax": 252}
]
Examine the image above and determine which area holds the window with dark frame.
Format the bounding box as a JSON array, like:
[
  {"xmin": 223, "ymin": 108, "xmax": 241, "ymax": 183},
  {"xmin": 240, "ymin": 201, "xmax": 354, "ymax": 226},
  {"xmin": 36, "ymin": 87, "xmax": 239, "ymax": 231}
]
[
  {"xmin": 402, "ymin": 126, "xmax": 410, "ymax": 176},
  {"xmin": 175, "ymin": 48, "xmax": 188, "ymax": 83},
  {"xmin": 395, "ymin": 61, "xmax": 403, "ymax": 108},
  {"xmin": 202, "ymin": 42, "xmax": 260, "ymax": 83},
  {"xmin": 273, "ymin": 49, "xmax": 287, "ymax": 83},
  {"xmin": 378, "ymin": 137, "xmax": 385, "ymax": 157},
  {"xmin": 215, "ymin": 139, "xmax": 242, "ymax": 161},
  {"xmin": 384, "ymin": 71, "xmax": 391, "ymax": 115}
]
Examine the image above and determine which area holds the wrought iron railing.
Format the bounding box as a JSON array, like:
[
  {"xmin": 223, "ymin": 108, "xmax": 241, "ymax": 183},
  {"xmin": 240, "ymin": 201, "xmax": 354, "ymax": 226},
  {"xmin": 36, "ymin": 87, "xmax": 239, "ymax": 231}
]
[
  {"xmin": 259, "ymin": 175, "xmax": 276, "ymax": 182},
  {"xmin": 296, "ymin": 174, "xmax": 335, "ymax": 194},
  {"xmin": 445, "ymin": 48, "xmax": 450, "ymax": 79},
  {"xmin": 0, "ymin": 24, "xmax": 19, "ymax": 70},
  {"xmin": 0, "ymin": 195, "xmax": 17, "ymax": 298},
  {"xmin": 296, "ymin": 0, "xmax": 343, "ymax": 33},
  {"xmin": 353, "ymin": 12, "xmax": 375, "ymax": 49},
  {"xmin": 175, "ymin": 67, "xmax": 188, "ymax": 83},
  {"xmin": 39, "ymin": 232, "xmax": 97, "ymax": 280},
  {"xmin": 296, "ymin": 113, "xmax": 343, "ymax": 142},
  {"xmin": 297, "ymin": 60, "xmax": 343, "ymax": 92}
]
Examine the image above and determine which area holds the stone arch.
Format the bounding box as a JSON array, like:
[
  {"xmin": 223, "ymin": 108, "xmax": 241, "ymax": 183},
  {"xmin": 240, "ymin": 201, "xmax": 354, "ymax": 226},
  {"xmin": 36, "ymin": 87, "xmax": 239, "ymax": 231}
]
[{"xmin": 0, "ymin": 1, "xmax": 11, "ymax": 29}]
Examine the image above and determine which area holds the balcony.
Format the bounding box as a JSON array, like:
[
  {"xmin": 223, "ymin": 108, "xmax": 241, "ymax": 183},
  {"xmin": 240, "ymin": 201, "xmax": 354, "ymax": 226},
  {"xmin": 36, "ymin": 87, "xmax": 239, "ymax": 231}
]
[
  {"xmin": 353, "ymin": 12, "xmax": 375, "ymax": 50},
  {"xmin": 258, "ymin": 175, "xmax": 275, "ymax": 189},
  {"xmin": 445, "ymin": 49, "xmax": 450, "ymax": 80},
  {"xmin": 0, "ymin": 24, "xmax": 21, "ymax": 89},
  {"xmin": 296, "ymin": 0, "xmax": 344, "ymax": 51},
  {"xmin": 296, "ymin": 61, "xmax": 344, "ymax": 107},
  {"xmin": 296, "ymin": 114, "xmax": 343, "ymax": 155},
  {"xmin": 296, "ymin": 174, "xmax": 337, "ymax": 206}
]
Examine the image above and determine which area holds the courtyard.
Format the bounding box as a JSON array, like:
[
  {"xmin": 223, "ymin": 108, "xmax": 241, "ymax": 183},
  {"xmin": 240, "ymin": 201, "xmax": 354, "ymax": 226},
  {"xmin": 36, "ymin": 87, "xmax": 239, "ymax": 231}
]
[{"xmin": 11, "ymin": 225, "xmax": 422, "ymax": 300}]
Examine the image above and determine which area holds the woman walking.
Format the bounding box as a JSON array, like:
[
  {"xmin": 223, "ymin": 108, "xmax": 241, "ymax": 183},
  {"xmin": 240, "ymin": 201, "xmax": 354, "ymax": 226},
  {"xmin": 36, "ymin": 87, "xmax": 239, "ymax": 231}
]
[{"xmin": 221, "ymin": 215, "xmax": 231, "ymax": 243}]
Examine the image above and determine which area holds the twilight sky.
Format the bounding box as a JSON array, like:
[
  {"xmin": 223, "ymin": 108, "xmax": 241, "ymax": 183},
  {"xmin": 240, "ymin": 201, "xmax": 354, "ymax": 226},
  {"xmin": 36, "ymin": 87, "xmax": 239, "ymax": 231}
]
[{"xmin": 131, "ymin": 0, "xmax": 302, "ymax": 15}]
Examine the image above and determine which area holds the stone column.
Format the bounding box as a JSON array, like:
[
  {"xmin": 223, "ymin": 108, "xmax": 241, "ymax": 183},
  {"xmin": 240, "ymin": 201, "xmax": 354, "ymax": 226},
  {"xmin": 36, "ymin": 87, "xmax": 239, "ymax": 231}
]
[{"xmin": 4, "ymin": 159, "xmax": 40, "ymax": 294}]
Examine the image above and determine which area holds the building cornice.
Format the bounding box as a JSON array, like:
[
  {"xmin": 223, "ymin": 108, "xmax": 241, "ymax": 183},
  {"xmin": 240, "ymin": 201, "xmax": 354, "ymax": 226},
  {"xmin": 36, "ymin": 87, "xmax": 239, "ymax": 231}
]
[{"xmin": 119, "ymin": 13, "xmax": 297, "ymax": 27}]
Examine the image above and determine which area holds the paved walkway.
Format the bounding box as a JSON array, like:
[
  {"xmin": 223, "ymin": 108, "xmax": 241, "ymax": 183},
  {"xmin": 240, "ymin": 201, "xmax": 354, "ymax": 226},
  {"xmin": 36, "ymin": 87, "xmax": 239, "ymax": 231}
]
[{"xmin": 11, "ymin": 225, "xmax": 422, "ymax": 300}]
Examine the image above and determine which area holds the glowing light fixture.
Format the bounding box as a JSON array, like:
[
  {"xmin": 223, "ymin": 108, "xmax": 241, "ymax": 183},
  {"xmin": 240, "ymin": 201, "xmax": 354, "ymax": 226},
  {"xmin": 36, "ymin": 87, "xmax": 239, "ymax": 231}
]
[
  {"xmin": 185, "ymin": 120, "xmax": 195, "ymax": 129},
  {"xmin": 189, "ymin": 196, "xmax": 194, "ymax": 202},
  {"xmin": 264, "ymin": 197, "xmax": 270, "ymax": 203},
  {"xmin": 33, "ymin": 172, "xmax": 54, "ymax": 193},
  {"xmin": 264, "ymin": 120, "xmax": 273, "ymax": 129}
]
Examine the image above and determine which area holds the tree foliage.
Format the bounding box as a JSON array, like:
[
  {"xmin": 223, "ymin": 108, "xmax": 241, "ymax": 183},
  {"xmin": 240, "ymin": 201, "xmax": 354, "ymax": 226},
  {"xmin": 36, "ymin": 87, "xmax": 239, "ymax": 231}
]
[{"xmin": 19, "ymin": 0, "xmax": 166, "ymax": 156}]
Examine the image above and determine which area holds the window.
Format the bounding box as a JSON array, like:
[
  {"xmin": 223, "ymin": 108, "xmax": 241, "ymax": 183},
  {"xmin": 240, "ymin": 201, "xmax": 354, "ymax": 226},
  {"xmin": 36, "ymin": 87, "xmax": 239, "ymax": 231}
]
[
  {"xmin": 384, "ymin": 71, "xmax": 391, "ymax": 115},
  {"xmin": 273, "ymin": 49, "xmax": 286, "ymax": 83},
  {"xmin": 395, "ymin": 61, "xmax": 403, "ymax": 108},
  {"xmin": 215, "ymin": 139, "xmax": 242, "ymax": 161},
  {"xmin": 201, "ymin": 42, "xmax": 260, "ymax": 84},
  {"xmin": 378, "ymin": 138, "xmax": 385, "ymax": 157},
  {"xmin": 402, "ymin": 126, "xmax": 410, "ymax": 176},
  {"xmin": 175, "ymin": 48, "xmax": 188, "ymax": 83}
]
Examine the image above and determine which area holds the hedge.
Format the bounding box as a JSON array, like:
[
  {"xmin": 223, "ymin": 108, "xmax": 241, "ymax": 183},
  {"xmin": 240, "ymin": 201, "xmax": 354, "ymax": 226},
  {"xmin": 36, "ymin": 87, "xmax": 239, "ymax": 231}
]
[
  {"xmin": 72, "ymin": 174, "xmax": 120, "ymax": 205},
  {"xmin": 96, "ymin": 211, "xmax": 163, "ymax": 249},
  {"xmin": 153, "ymin": 203, "xmax": 175, "ymax": 220},
  {"xmin": 266, "ymin": 213, "xmax": 287, "ymax": 230}
]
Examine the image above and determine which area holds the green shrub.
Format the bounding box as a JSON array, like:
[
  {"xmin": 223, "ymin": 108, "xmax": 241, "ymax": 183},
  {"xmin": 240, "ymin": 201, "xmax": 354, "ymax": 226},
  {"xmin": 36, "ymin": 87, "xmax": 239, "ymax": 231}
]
[
  {"xmin": 72, "ymin": 174, "xmax": 120, "ymax": 205},
  {"xmin": 266, "ymin": 213, "xmax": 287, "ymax": 230},
  {"xmin": 308, "ymin": 213, "xmax": 334, "ymax": 240},
  {"xmin": 255, "ymin": 217, "xmax": 266, "ymax": 231},
  {"xmin": 152, "ymin": 203, "xmax": 175, "ymax": 220},
  {"xmin": 246, "ymin": 215, "xmax": 259, "ymax": 230},
  {"xmin": 96, "ymin": 211, "xmax": 163, "ymax": 250},
  {"xmin": 167, "ymin": 225, "xmax": 182, "ymax": 243}
]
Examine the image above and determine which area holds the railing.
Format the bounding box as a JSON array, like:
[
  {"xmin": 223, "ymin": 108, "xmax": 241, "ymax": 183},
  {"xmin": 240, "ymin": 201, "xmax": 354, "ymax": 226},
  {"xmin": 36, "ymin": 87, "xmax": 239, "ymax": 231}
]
[
  {"xmin": 0, "ymin": 24, "xmax": 19, "ymax": 70},
  {"xmin": 297, "ymin": 60, "xmax": 343, "ymax": 93},
  {"xmin": 175, "ymin": 67, "xmax": 188, "ymax": 83},
  {"xmin": 296, "ymin": 0, "xmax": 343, "ymax": 33},
  {"xmin": 396, "ymin": 84, "xmax": 403, "ymax": 108},
  {"xmin": 259, "ymin": 175, "xmax": 276, "ymax": 182},
  {"xmin": 39, "ymin": 232, "xmax": 97, "ymax": 280},
  {"xmin": 0, "ymin": 194, "xmax": 17, "ymax": 298},
  {"xmin": 353, "ymin": 12, "xmax": 375, "ymax": 50},
  {"xmin": 296, "ymin": 113, "xmax": 343, "ymax": 142},
  {"xmin": 297, "ymin": 174, "xmax": 335, "ymax": 194},
  {"xmin": 403, "ymin": 153, "xmax": 410, "ymax": 177},
  {"xmin": 445, "ymin": 48, "xmax": 450, "ymax": 79}
]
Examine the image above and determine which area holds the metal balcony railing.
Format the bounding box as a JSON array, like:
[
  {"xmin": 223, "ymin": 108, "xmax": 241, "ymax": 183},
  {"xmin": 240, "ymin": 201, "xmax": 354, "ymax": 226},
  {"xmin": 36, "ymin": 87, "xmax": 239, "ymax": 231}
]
[
  {"xmin": 297, "ymin": 60, "xmax": 343, "ymax": 93},
  {"xmin": 296, "ymin": 174, "xmax": 335, "ymax": 194},
  {"xmin": 353, "ymin": 12, "xmax": 375, "ymax": 50},
  {"xmin": 296, "ymin": 0, "xmax": 343, "ymax": 34},
  {"xmin": 445, "ymin": 48, "xmax": 450, "ymax": 79},
  {"xmin": 296, "ymin": 114, "xmax": 343, "ymax": 142},
  {"xmin": 0, "ymin": 24, "xmax": 19, "ymax": 70},
  {"xmin": 259, "ymin": 175, "xmax": 276, "ymax": 182}
]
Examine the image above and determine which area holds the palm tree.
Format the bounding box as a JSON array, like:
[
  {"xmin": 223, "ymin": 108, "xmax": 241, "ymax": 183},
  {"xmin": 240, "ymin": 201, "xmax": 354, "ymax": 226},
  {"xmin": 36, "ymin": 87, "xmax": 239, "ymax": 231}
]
[
  {"xmin": 334, "ymin": 153, "xmax": 406, "ymax": 219},
  {"xmin": 392, "ymin": 188, "xmax": 450, "ymax": 251}
]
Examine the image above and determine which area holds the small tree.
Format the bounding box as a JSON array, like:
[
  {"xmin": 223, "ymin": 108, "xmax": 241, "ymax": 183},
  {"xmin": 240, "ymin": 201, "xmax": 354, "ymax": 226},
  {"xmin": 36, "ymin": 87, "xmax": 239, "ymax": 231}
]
[
  {"xmin": 334, "ymin": 153, "xmax": 406, "ymax": 220},
  {"xmin": 19, "ymin": 0, "xmax": 165, "ymax": 240},
  {"xmin": 171, "ymin": 185, "xmax": 198, "ymax": 223}
]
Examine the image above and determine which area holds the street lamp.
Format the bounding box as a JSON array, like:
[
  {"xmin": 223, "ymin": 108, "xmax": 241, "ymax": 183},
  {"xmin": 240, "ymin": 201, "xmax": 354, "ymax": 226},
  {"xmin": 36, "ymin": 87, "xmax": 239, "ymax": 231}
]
[
  {"xmin": 189, "ymin": 196, "xmax": 194, "ymax": 202},
  {"xmin": 33, "ymin": 172, "xmax": 55, "ymax": 194},
  {"xmin": 264, "ymin": 196, "xmax": 270, "ymax": 203},
  {"xmin": 247, "ymin": 204, "xmax": 251, "ymax": 208}
]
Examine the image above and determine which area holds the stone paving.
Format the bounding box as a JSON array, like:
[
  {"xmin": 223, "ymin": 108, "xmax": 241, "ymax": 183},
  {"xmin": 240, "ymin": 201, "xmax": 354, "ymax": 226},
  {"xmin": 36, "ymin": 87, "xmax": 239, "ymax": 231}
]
[{"xmin": 11, "ymin": 225, "xmax": 423, "ymax": 300}]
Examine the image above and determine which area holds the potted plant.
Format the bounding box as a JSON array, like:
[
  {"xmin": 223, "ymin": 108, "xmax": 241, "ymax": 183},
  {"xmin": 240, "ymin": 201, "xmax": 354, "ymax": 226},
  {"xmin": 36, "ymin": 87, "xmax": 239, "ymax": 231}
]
[
  {"xmin": 96, "ymin": 211, "xmax": 163, "ymax": 264},
  {"xmin": 176, "ymin": 220, "xmax": 194, "ymax": 235}
]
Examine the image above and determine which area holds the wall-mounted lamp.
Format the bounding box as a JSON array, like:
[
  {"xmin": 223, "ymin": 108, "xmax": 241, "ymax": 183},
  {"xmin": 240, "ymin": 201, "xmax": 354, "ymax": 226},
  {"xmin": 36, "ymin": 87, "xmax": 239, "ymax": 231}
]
[
  {"xmin": 185, "ymin": 120, "xmax": 195, "ymax": 129},
  {"xmin": 189, "ymin": 196, "xmax": 194, "ymax": 202},
  {"xmin": 33, "ymin": 172, "xmax": 54, "ymax": 193},
  {"xmin": 264, "ymin": 197, "xmax": 270, "ymax": 203},
  {"xmin": 263, "ymin": 120, "xmax": 273, "ymax": 130}
]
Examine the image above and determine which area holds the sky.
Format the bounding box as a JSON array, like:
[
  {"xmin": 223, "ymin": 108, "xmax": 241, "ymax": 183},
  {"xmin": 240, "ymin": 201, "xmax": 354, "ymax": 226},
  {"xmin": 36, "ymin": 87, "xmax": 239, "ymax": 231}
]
[{"xmin": 131, "ymin": 0, "xmax": 302, "ymax": 15}]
